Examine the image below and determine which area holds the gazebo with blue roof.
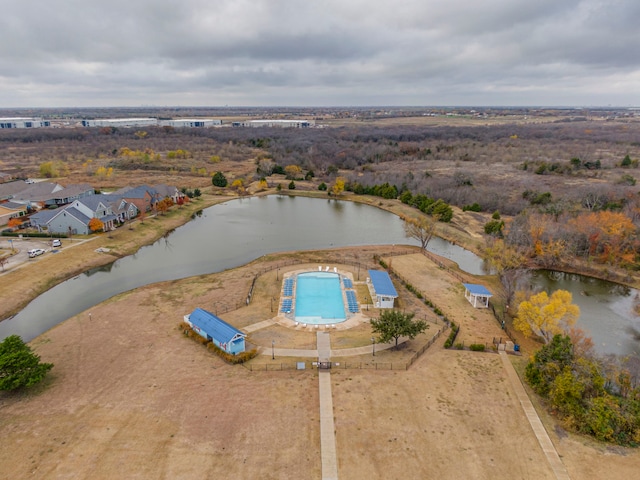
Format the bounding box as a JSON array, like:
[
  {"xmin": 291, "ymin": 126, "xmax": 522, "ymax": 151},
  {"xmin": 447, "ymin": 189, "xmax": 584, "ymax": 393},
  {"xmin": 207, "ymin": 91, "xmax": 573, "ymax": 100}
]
[
  {"xmin": 183, "ymin": 307, "xmax": 246, "ymax": 354},
  {"xmin": 462, "ymin": 283, "xmax": 493, "ymax": 308},
  {"xmin": 367, "ymin": 270, "xmax": 398, "ymax": 308}
]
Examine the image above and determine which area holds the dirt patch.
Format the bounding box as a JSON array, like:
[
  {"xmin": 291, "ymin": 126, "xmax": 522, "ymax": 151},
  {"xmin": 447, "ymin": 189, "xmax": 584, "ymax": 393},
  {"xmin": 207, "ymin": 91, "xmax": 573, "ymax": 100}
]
[{"xmin": 1, "ymin": 249, "xmax": 639, "ymax": 479}]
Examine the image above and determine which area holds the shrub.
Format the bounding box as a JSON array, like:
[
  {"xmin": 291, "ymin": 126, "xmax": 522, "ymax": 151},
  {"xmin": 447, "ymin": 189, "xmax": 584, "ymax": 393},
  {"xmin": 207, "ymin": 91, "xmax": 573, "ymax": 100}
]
[
  {"xmin": 212, "ymin": 171, "xmax": 228, "ymax": 187},
  {"xmin": 207, "ymin": 342, "xmax": 258, "ymax": 364},
  {"xmin": 180, "ymin": 322, "xmax": 257, "ymax": 364},
  {"xmin": 444, "ymin": 322, "xmax": 459, "ymax": 349},
  {"xmin": 462, "ymin": 203, "xmax": 482, "ymax": 212},
  {"xmin": 484, "ymin": 219, "xmax": 504, "ymax": 236},
  {"xmin": 469, "ymin": 343, "xmax": 485, "ymax": 352},
  {"xmin": 455, "ymin": 342, "xmax": 464, "ymax": 350}
]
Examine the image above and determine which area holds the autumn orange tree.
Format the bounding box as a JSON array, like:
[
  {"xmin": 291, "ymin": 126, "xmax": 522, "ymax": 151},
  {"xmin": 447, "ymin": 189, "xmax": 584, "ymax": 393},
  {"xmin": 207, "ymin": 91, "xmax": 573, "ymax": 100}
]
[
  {"xmin": 514, "ymin": 290, "xmax": 580, "ymax": 343},
  {"xmin": 568, "ymin": 211, "xmax": 636, "ymax": 265},
  {"xmin": 156, "ymin": 197, "xmax": 174, "ymax": 215},
  {"xmin": 88, "ymin": 218, "xmax": 104, "ymax": 233},
  {"xmin": 7, "ymin": 218, "xmax": 21, "ymax": 229}
]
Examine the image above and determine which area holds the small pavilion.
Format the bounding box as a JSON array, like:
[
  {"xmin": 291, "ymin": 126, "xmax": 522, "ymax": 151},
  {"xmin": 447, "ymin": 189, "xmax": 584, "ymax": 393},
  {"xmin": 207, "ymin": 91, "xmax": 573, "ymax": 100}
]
[
  {"xmin": 367, "ymin": 270, "xmax": 398, "ymax": 309},
  {"xmin": 462, "ymin": 283, "xmax": 493, "ymax": 308}
]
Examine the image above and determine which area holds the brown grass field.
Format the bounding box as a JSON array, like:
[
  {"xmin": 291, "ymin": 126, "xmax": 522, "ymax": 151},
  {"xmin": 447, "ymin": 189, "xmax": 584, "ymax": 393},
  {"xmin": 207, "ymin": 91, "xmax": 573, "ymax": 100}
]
[{"xmin": 2, "ymin": 244, "xmax": 640, "ymax": 479}]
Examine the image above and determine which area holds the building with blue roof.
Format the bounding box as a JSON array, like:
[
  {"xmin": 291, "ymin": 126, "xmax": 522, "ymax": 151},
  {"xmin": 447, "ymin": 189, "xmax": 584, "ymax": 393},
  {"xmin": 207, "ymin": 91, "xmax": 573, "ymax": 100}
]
[
  {"xmin": 184, "ymin": 308, "xmax": 246, "ymax": 355},
  {"xmin": 367, "ymin": 270, "xmax": 398, "ymax": 309},
  {"xmin": 462, "ymin": 283, "xmax": 493, "ymax": 308}
]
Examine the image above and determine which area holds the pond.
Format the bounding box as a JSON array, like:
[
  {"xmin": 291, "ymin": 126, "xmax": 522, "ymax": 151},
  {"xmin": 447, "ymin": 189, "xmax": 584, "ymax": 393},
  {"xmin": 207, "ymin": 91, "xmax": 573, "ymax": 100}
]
[
  {"xmin": 530, "ymin": 270, "xmax": 640, "ymax": 357},
  {"xmin": 1, "ymin": 195, "xmax": 638, "ymax": 358},
  {"xmin": 0, "ymin": 196, "xmax": 484, "ymax": 342}
]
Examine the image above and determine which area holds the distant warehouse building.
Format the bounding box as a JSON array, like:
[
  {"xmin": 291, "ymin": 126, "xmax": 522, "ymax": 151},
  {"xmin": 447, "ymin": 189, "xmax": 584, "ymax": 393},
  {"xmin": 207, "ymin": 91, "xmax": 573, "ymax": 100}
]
[
  {"xmin": 81, "ymin": 118, "xmax": 159, "ymax": 128},
  {"xmin": 158, "ymin": 118, "xmax": 222, "ymax": 128},
  {"xmin": 232, "ymin": 119, "xmax": 314, "ymax": 128},
  {"xmin": 0, "ymin": 117, "xmax": 51, "ymax": 129}
]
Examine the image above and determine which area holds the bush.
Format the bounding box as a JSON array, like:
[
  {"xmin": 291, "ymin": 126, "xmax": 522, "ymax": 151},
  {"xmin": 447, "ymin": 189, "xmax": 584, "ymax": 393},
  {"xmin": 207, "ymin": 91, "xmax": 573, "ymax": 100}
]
[
  {"xmin": 484, "ymin": 219, "xmax": 504, "ymax": 236},
  {"xmin": 180, "ymin": 322, "xmax": 257, "ymax": 364},
  {"xmin": 455, "ymin": 342, "xmax": 464, "ymax": 350},
  {"xmin": 469, "ymin": 343, "xmax": 485, "ymax": 352},
  {"xmin": 212, "ymin": 171, "xmax": 228, "ymax": 187},
  {"xmin": 444, "ymin": 323, "xmax": 459, "ymax": 349},
  {"xmin": 462, "ymin": 203, "xmax": 482, "ymax": 212},
  {"xmin": 207, "ymin": 342, "xmax": 258, "ymax": 364}
]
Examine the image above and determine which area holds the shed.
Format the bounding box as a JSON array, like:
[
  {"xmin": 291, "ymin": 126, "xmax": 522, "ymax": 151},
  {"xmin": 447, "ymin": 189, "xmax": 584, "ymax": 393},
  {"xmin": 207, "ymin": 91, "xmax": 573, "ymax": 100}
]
[
  {"xmin": 462, "ymin": 283, "xmax": 493, "ymax": 308},
  {"xmin": 367, "ymin": 270, "xmax": 398, "ymax": 309},
  {"xmin": 184, "ymin": 308, "xmax": 246, "ymax": 355}
]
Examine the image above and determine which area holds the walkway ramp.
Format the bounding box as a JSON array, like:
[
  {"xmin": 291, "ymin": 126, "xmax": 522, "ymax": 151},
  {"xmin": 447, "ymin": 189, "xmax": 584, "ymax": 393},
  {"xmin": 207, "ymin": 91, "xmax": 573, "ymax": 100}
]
[
  {"xmin": 317, "ymin": 332, "xmax": 338, "ymax": 480},
  {"xmin": 499, "ymin": 351, "xmax": 570, "ymax": 480}
]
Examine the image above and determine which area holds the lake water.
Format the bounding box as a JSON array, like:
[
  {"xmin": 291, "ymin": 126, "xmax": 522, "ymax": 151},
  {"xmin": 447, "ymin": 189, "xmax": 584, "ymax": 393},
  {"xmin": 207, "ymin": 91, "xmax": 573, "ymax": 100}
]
[
  {"xmin": 530, "ymin": 270, "xmax": 640, "ymax": 357},
  {"xmin": 0, "ymin": 196, "xmax": 483, "ymax": 342},
  {"xmin": 1, "ymin": 195, "xmax": 639, "ymax": 358}
]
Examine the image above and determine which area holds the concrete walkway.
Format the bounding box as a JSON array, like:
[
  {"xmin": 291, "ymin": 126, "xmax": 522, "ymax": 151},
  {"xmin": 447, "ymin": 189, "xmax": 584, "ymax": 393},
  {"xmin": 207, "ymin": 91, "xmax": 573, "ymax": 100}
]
[
  {"xmin": 267, "ymin": 341, "xmax": 396, "ymax": 359},
  {"xmin": 499, "ymin": 351, "xmax": 570, "ymax": 480},
  {"xmin": 242, "ymin": 318, "xmax": 277, "ymax": 333},
  {"xmin": 317, "ymin": 332, "xmax": 339, "ymax": 480}
]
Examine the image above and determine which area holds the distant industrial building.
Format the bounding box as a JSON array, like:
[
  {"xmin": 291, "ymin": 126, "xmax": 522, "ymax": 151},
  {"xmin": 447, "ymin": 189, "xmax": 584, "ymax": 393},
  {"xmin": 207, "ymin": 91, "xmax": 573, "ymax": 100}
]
[
  {"xmin": 232, "ymin": 119, "xmax": 314, "ymax": 128},
  {"xmin": 0, "ymin": 117, "xmax": 51, "ymax": 129},
  {"xmin": 81, "ymin": 118, "xmax": 159, "ymax": 128},
  {"xmin": 81, "ymin": 118, "xmax": 222, "ymax": 128},
  {"xmin": 158, "ymin": 118, "xmax": 222, "ymax": 128}
]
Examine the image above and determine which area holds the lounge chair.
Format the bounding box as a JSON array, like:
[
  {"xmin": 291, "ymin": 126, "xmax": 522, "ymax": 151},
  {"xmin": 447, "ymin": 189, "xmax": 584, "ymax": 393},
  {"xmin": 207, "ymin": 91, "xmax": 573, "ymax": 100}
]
[
  {"xmin": 325, "ymin": 266, "xmax": 330, "ymax": 271},
  {"xmin": 333, "ymin": 267, "xmax": 337, "ymax": 273},
  {"xmin": 318, "ymin": 266, "xmax": 322, "ymax": 271}
]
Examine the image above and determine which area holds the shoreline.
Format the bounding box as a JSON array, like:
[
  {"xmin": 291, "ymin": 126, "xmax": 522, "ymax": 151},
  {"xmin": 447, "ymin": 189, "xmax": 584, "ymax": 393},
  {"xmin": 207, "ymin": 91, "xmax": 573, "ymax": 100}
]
[{"xmin": 2, "ymin": 188, "xmax": 638, "ymax": 325}]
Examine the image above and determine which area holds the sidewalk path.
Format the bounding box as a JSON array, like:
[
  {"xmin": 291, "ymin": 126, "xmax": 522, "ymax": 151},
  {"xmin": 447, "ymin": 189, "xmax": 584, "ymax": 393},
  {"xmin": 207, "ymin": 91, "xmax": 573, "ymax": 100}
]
[
  {"xmin": 317, "ymin": 332, "xmax": 338, "ymax": 480},
  {"xmin": 242, "ymin": 319, "xmax": 277, "ymax": 333},
  {"xmin": 499, "ymin": 351, "xmax": 570, "ymax": 480}
]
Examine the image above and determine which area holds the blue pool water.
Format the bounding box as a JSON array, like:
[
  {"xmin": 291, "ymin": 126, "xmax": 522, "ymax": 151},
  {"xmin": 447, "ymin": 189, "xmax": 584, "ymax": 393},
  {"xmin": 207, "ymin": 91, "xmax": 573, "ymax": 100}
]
[{"xmin": 295, "ymin": 272, "xmax": 346, "ymax": 324}]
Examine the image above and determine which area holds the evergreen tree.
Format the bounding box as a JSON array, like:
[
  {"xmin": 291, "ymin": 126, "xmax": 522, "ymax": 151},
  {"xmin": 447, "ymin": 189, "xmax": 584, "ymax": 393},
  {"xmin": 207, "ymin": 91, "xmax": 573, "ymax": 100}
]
[{"xmin": 0, "ymin": 335, "xmax": 53, "ymax": 391}]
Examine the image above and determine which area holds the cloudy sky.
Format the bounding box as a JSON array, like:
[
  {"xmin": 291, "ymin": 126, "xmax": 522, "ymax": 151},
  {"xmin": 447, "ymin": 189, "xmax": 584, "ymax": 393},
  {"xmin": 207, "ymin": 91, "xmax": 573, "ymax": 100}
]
[{"xmin": 1, "ymin": 0, "xmax": 639, "ymax": 107}]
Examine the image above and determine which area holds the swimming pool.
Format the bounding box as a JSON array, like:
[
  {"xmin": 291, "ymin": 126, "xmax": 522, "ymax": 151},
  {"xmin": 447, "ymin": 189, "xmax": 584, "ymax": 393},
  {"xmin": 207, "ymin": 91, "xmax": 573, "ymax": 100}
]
[{"xmin": 295, "ymin": 272, "xmax": 346, "ymax": 324}]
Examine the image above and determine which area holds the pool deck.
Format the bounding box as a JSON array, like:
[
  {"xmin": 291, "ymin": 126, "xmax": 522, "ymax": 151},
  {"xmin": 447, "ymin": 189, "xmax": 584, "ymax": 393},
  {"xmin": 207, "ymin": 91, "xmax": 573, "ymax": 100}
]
[{"xmin": 276, "ymin": 268, "xmax": 369, "ymax": 327}]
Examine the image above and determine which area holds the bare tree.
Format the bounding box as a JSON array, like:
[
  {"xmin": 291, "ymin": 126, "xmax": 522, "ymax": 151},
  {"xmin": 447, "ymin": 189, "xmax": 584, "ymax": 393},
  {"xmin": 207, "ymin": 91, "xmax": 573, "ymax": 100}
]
[{"xmin": 403, "ymin": 216, "xmax": 437, "ymax": 251}]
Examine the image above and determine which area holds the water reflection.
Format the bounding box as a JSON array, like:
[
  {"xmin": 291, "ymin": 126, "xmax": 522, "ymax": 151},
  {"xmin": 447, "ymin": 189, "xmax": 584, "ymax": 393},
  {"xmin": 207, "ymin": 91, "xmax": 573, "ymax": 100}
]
[
  {"xmin": 3, "ymin": 195, "xmax": 636, "ymax": 357},
  {"xmin": 531, "ymin": 270, "xmax": 639, "ymax": 357}
]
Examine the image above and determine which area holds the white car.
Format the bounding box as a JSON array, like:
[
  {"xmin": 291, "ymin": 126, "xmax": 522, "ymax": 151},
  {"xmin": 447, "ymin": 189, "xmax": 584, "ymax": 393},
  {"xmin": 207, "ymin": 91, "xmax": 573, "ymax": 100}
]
[
  {"xmin": 28, "ymin": 248, "xmax": 46, "ymax": 258},
  {"xmin": 51, "ymin": 239, "xmax": 61, "ymax": 248}
]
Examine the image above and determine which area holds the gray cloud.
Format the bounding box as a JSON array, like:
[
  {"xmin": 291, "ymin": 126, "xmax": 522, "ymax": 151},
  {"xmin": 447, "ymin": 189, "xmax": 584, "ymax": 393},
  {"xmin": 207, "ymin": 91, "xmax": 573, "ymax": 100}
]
[{"xmin": 0, "ymin": 0, "xmax": 638, "ymax": 107}]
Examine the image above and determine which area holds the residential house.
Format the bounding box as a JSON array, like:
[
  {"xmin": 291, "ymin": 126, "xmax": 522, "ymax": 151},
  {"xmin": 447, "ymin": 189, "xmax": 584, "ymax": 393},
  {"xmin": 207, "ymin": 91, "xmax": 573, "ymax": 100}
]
[
  {"xmin": 10, "ymin": 182, "xmax": 65, "ymax": 209},
  {"xmin": 40, "ymin": 184, "xmax": 95, "ymax": 207},
  {"xmin": 0, "ymin": 180, "xmax": 32, "ymax": 202},
  {"xmin": 0, "ymin": 201, "xmax": 27, "ymax": 227},
  {"xmin": 100, "ymin": 194, "xmax": 138, "ymax": 223},
  {"xmin": 30, "ymin": 196, "xmax": 118, "ymax": 235},
  {"xmin": 112, "ymin": 185, "xmax": 160, "ymax": 213},
  {"xmin": 153, "ymin": 184, "xmax": 184, "ymax": 204}
]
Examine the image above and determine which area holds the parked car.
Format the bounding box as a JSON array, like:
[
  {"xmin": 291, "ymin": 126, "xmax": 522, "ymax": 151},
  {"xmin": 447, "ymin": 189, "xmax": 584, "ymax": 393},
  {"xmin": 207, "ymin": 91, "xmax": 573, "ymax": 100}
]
[
  {"xmin": 51, "ymin": 239, "xmax": 61, "ymax": 247},
  {"xmin": 28, "ymin": 248, "xmax": 46, "ymax": 258}
]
